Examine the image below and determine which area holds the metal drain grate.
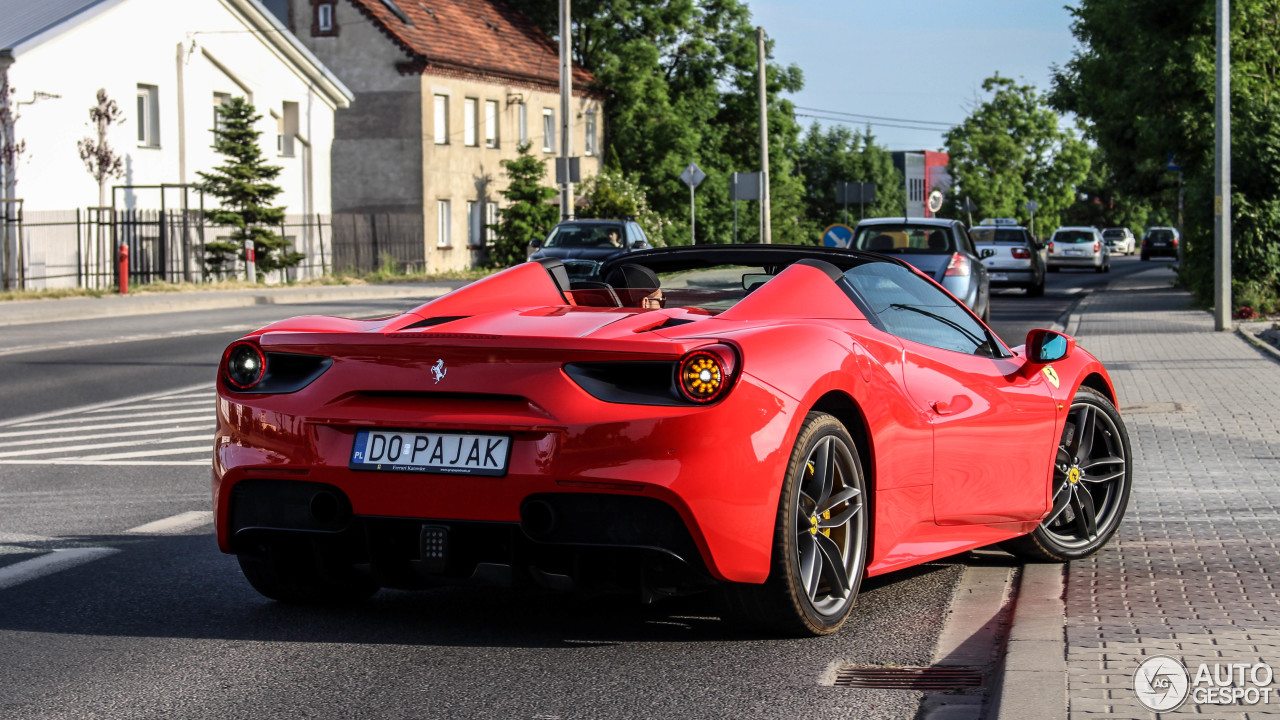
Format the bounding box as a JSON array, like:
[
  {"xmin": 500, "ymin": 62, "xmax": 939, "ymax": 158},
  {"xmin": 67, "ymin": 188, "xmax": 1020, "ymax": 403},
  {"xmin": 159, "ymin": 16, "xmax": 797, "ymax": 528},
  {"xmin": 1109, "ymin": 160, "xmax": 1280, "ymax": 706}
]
[{"xmin": 832, "ymin": 666, "xmax": 984, "ymax": 690}]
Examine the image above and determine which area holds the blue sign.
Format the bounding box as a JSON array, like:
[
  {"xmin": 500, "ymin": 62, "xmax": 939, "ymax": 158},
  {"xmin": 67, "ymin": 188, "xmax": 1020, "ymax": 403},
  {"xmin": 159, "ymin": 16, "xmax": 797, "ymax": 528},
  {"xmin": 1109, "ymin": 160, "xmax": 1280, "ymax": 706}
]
[{"xmin": 823, "ymin": 223, "xmax": 855, "ymax": 248}]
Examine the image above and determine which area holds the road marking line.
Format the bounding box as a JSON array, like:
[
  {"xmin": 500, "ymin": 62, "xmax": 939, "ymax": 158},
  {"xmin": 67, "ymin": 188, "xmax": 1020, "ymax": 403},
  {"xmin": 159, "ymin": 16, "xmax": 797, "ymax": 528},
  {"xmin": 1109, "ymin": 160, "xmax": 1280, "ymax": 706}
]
[
  {"xmin": 0, "ymin": 459, "xmax": 210, "ymax": 466},
  {"xmin": 0, "ymin": 547, "xmax": 120, "ymax": 591},
  {"xmin": 9, "ymin": 412, "xmax": 212, "ymax": 430},
  {"xmin": 71, "ymin": 446, "xmax": 211, "ymax": 462},
  {"xmin": 125, "ymin": 511, "xmax": 214, "ymax": 535},
  {"xmin": 0, "ymin": 434, "xmax": 212, "ymax": 459},
  {"xmin": 56, "ymin": 408, "xmax": 214, "ymax": 423},
  {"xmin": 84, "ymin": 399, "xmax": 214, "ymax": 414},
  {"xmin": 0, "ymin": 383, "xmax": 213, "ymax": 428},
  {"xmin": 0, "ymin": 532, "xmax": 57, "ymax": 544},
  {"xmin": 0, "ymin": 424, "xmax": 215, "ymax": 448}
]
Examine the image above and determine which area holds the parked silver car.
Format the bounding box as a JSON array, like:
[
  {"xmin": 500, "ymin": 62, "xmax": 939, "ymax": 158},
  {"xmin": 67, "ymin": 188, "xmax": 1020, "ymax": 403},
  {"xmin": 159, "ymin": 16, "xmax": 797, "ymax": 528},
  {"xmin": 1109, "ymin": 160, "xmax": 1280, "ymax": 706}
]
[
  {"xmin": 1102, "ymin": 227, "xmax": 1136, "ymax": 255},
  {"xmin": 1047, "ymin": 226, "xmax": 1110, "ymax": 273},
  {"xmin": 970, "ymin": 222, "xmax": 1046, "ymax": 296}
]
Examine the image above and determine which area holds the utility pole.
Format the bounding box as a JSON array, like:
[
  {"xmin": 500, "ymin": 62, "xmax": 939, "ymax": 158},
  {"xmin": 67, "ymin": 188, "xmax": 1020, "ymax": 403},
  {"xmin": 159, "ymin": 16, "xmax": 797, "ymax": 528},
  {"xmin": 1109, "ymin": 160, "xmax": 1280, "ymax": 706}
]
[
  {"xmin": 757, "ymin": 27, "xmax": 771, "ymax": 244},
  {"xmin": 1214, "ymin": 0, "xmax": 1232, "ymax": 330},
  {"xmin": 559, "ymin": 0, "xmax": 574, "ymax": 221}
]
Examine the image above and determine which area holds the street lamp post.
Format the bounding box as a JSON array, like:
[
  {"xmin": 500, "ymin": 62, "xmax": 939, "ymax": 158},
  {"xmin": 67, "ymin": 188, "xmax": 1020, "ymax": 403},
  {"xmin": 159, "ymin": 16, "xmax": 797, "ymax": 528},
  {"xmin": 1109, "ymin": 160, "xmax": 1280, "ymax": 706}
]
[{"xmin": 1214, "ymin": 0, "xmax": 1232, "ymax": 330}]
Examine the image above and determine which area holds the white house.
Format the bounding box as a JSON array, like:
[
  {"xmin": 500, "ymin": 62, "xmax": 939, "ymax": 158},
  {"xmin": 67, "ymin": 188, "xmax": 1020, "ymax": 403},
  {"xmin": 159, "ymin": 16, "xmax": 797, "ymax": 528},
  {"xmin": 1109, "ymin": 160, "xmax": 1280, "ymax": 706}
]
[{"xmin": 0, "ymin": 0, "xmax": 353, "ymax": 288}]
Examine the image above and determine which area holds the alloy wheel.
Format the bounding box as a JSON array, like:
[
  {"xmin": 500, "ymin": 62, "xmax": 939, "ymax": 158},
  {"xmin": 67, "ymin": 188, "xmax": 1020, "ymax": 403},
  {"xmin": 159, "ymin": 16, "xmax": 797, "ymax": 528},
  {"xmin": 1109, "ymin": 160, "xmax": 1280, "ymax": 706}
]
[
  {"xmin": 1041, "ymin": 402, "xmax": 1127, "ymax": 548},
  {"xmin": 794, "ymin": 435, "xmax": 865, "ymax": 615}
]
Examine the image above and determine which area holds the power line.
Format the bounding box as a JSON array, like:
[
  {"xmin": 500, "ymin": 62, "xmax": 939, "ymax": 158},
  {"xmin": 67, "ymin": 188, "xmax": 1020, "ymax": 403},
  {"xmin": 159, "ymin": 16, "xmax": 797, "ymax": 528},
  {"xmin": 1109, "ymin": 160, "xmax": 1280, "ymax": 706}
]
[
  {"xmin": 795, "ymin": 112, "xmax": 952, "ymax": 133},
  {"xmin": 793, "ymin": 105, "xmax": 957, "ymax": 128}
]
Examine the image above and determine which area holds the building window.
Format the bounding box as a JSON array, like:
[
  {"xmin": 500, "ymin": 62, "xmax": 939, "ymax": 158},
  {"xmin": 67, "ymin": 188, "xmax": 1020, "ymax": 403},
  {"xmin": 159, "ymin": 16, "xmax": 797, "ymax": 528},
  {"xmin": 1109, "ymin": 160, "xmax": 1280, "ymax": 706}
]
[
  {"xmin": 485, "ymin": 202, "xmax": 499, "ymax": 246},
  {"xmin": 213, "ymin": 92, "xmax": 231, "ymax": 132},
  {"xmin": 542, "ymin": 108, "xmax": 554, "ymax": 152},
  {"xmin": 485, "ymin": 100, "xmax": 499, "ymax": 148},
  {"xmin": 433, "ymin": 94, "xmax": 448, "ymax": 145},
  {"xmin": 466, "ymin": 201, "xmax": 479, "ymax": 246},
  {"xmin": 314, "ymin": 1, "xmax": 337, "ymax": 36},
  {"xmin": 584, "ymin": 110, "xmax": 597, "ymax": 156},
  {"xmin": 437, "ymin": 199, "xmax": 451, "ymax": 247},
  {"xmin": 277, "ymin": 101, "xmax": 299, "ymax": 157},
  {"xmin": 518, "ymin": 102, "xmax": 528, "ymax": 144},
  {"xmin": 464, "ymin": 98, "xmax": 478, "ymax": 147},
  {"xmin": 137, "ymin": 84, "xmax": 160, "ymax": 148}
]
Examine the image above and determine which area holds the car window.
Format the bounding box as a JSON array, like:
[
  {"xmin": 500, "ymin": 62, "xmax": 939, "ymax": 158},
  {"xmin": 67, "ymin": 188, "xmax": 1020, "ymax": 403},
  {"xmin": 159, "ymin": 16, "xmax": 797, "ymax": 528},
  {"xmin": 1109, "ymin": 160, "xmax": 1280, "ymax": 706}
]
[
  {"xmin": 545, "ymin": 224, "xmax": 624, "ymax": 249},
  {"xmin": 955, "ymin": 225, "xmax": 977, "ymax": 255},
  {"xmin": 628, "ymin": 222, "xmax": 647, "ymax": 245},
  {"xmin": 852, "ymin": 224, "xmax": 956, "ymax": 254},
  {"xmin": 841, "ymin": 262, "xmax": 1002, "ymax": 357},
  {"xmin": 1103, "ymin": 229, "xmax": 1126, "ymax": 239},
  {"xmin": 1148, "ymin": 229, "xmax": 1175, "ymax": 241},
  {"xmin": 1052, "ymin": 230, "xmax": 1095, "ymax": 244},
  {"xmin": 971, "ymin": 227, "xmax": 1029, "ymax": 245}
]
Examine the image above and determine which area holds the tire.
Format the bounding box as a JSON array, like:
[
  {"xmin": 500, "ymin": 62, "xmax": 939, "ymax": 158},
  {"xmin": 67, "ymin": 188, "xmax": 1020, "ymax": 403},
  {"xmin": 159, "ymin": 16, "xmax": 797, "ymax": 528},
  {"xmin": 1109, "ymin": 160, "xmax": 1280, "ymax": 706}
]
[
  {"xmin": 1141, "ymin": 253, "xmax": 1150, "ymax": 261},
  {"xmin": 721, "ymin": 412, "xmax": 869, "ymax": 636},
  {"xmin": 1048, "ymin": 265, "xmax": 1060, "ymax": 273},
  {"xmin": 1095, "ymin": 262, "xmax": 1106, "ymax": 274},
  {"xmin": 1000, "ymin": 387, "xmax": 1132, "ymax": 562},
  {"xmin": 237, "ymin": 538, "xmax": 379, "ymax": 605}
]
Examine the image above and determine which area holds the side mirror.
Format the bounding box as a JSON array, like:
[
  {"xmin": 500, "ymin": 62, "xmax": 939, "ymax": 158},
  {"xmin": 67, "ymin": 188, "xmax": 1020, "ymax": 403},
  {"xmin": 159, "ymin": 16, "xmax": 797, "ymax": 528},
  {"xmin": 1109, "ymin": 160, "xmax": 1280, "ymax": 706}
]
[
  {"xmin": 630, "ymin": 240, "xmax": 645, "ymax": 250},
  {"xmin": 529, "ymin": 238, "xmax": 544, "ymax": 249},
  {"xmin": 979, "ymin": 248, "xmax": 996, "ymax": 259},
  {"xmin": 1025, "ymin": 329, "xmax": 1075, "ymax": 364}
]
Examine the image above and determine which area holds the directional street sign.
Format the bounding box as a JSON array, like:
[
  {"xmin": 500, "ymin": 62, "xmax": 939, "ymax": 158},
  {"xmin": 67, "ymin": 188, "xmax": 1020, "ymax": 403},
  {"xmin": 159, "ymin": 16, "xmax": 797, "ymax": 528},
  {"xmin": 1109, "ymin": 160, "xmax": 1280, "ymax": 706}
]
[
  {"xmin": 823, "ymin": 223, "xmax": 855, "ymax": 248},
  {"xmin": 1025, "ymin": 200, "xmax": 1040, "ymax": 213},
  {"xmin": 680, "ymin": 162, "xmax": 706, "ymax": 189}
]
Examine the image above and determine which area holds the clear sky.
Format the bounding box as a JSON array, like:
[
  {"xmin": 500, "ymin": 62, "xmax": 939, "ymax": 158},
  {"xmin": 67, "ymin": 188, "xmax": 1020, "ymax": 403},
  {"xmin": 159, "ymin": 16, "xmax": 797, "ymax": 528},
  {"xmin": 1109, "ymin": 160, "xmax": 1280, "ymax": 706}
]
[{"xmin": 750, "ymin": 0, "xmax": 1081, "ymax": 152}]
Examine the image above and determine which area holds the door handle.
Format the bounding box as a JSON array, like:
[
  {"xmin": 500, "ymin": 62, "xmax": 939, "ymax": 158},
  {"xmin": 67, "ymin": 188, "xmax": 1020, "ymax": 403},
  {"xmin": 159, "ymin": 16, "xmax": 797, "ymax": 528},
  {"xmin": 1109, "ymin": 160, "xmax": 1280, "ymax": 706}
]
[{"xmin": 931, "ymin": 400, "xmax": 954, "ymax": 415}]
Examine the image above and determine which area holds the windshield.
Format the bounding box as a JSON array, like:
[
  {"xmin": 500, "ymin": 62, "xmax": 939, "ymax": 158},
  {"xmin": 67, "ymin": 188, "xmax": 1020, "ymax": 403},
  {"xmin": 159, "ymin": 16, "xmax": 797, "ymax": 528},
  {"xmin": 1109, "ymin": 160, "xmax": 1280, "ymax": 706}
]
[
  {"xmin": 971, "ymin": 227, "xmax": 1028, "ymax": 245},
  {"xmin": 853, "ymin": 225, "xmax": 956, "ymax": 254},
  {"xmin": 1102, "ymin": 229, "xmax": 1127, "ymax": 239},
  {"xmin": 544, "ymin": 224, "xmax": 625, "ymax": 249},
  {"xmin": 1053, "ymin": 230, "xmax": 1095, "ymax": 244}
]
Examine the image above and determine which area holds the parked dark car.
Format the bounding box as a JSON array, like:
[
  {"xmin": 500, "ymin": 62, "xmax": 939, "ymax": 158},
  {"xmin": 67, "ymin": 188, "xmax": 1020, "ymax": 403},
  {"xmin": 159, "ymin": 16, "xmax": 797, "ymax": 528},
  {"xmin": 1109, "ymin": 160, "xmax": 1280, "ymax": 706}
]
[
  {"xmin": 527, "ymin": 219, "xmax": 652, "ymax": 278},
  {"xmin": 852, "ymin": 217, "xmax": 991, "ymax": 321},
  {"xmin": 970, "ymin": 223, "xmax": 1046, "ymax": 296},
  {"xmin": 1140, "ymin": 227, "xmax": 1180, "ymax": 261}
]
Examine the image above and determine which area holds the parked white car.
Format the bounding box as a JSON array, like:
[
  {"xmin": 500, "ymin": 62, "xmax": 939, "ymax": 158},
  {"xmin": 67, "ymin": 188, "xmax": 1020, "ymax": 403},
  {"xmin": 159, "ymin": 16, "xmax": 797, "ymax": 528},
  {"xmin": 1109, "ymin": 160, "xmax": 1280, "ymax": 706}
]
[
  {"xmin": 1047, "ymin": 227, "xmax": 1111, "ymax": 273},
  {"xmin": 1102, "ymin": 228, "xmax": 1137, "ymax": 255}
]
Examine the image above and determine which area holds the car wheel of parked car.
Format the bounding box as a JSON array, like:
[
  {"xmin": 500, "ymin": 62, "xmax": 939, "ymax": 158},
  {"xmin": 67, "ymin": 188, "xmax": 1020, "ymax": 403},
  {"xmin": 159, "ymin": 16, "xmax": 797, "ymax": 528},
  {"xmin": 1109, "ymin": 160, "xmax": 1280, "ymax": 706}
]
[
  {"xmin": 1048, "ymin": 265, "xmax": 1060, "ymax": 273},
  {"xmin": 722, "ymin": 412, "xmax": 868, "ymax": 636},
  {"xmin": 1027, "ymin": 276, "xmax": 1046, "ymax": 297},
  {"xmin": 1000, "ymin": 387, "xmax": 1132, "ymax": 562},
  {"xmin": 1140, "ymin": 252, "xmax": 1150, "ymax": 261},
  {"xmin": 238, "ymin": 539, "xmax": 380, "ymax": 605}
]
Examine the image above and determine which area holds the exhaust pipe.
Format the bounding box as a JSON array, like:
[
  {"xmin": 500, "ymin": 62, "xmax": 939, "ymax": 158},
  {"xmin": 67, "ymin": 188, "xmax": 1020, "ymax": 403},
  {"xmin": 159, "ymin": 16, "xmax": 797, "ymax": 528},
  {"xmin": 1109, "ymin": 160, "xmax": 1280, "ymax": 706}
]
[
  {"xmin": 521, "ymin": 499, "xmax": 559, "ymax": 540},
  {"xmin": 309, "ymin": 490, "xmax": 343, "ymax": 525}
]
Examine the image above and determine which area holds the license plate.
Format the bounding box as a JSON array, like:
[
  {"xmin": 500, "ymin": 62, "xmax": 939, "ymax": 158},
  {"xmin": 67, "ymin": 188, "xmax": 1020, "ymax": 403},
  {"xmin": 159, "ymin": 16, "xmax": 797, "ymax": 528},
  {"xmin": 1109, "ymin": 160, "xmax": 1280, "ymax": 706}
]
[
  {"xmin": 1065, "ymin": 249, "xmax": 1084, "ymax": 256},
  {"xmin": 350, "ymin": 430, "xmax": 511, "ymax": 476},
  {"xmin": 990, "ymin": 272, "xmax": 1008, "ymax": 281}
]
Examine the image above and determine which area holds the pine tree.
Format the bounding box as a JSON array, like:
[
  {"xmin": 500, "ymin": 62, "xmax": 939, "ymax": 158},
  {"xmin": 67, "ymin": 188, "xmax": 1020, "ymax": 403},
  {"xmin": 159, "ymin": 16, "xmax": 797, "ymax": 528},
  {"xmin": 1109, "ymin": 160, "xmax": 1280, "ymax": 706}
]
[
  {"xmin": 489, "ymin": 142, "xmax": 559, "ymax": 267},
  {"xmin": 198, "ymin": 97, "xmax": 299, "ymax": 279}
]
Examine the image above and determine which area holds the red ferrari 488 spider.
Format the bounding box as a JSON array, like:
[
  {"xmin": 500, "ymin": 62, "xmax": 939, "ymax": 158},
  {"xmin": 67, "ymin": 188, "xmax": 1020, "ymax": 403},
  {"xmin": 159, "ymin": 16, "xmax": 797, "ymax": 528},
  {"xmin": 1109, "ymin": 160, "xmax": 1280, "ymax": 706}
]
[{"xmin": 213, "ymin": 245, "xmax": 1131, "ymax": 636}]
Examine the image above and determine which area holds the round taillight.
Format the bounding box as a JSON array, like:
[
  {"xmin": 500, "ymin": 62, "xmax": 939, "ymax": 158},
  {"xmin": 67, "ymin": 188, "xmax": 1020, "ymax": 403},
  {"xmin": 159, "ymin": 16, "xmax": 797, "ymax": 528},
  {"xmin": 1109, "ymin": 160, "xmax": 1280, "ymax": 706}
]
[
  {"xmin": 224, "ymin": 342, "xmax": 266, "ymax": 390},
  {"xmin": 677, "ymin": 345, "xmax": 737, "ymax": 403}
]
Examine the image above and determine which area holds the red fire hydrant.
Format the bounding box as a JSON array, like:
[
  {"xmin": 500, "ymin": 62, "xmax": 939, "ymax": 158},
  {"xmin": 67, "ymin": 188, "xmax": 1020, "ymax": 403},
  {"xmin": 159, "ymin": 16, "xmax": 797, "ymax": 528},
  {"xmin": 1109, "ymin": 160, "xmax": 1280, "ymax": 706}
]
[{"xmin": 117, "ymin": 243, "xmax": 129, "ymax": 295}]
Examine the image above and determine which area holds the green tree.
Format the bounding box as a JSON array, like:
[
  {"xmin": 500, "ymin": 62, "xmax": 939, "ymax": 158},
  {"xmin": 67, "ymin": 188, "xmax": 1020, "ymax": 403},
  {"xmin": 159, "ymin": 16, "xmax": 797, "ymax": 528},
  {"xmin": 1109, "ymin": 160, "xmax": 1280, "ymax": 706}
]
[
  {"xmin": 944, "ymin": 75, "xmax": 1091, "ymax": 236},
  {"xmin": 490, "ymin": 142, "xmax": 559, "ymax": 267},
  {"xmin": 198, "ymin": 97, "xmax": 297, "ymax": 279},
  {"xmin": 1052, "ymin": 0, "xmax": 1280, "ymax": 312},
  {"xmin": 577, "ymin": 169, "xmax": 668, "ymax": 245},
  {"xmin": 795, "ymin": 123, "xmax": 906, "ymax": 232},
  {"xmin": 507, "ymin": 0, "xmax": 810, "ymax": 245}
]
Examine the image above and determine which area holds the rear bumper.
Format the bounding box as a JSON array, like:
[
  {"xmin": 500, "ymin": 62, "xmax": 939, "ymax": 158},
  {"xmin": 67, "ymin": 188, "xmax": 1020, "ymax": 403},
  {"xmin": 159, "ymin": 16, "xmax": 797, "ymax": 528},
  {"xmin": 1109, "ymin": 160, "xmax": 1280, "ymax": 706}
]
[
  {"xmin": 1143, "ymin": 245, "xmax": 1177, "ymax": 257},
  {"xmin": 1047, "ymin": 254, "xmax": 1103, "ymax": 268},
  {"xmin": 213, "ymin": 369, "xmax": 797, "ymax": 585},
  {"xmin": 985, "ymin": 269, "xmax": 1036, "ymax": 287}
]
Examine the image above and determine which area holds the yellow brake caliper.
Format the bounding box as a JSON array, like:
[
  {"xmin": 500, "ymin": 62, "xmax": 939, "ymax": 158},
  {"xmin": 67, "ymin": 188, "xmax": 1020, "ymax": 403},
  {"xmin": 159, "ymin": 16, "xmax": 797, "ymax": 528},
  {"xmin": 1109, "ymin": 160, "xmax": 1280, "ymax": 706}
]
[{"xmin": 805, "ymin": 461, "xmax": 833, "ymax": 537}]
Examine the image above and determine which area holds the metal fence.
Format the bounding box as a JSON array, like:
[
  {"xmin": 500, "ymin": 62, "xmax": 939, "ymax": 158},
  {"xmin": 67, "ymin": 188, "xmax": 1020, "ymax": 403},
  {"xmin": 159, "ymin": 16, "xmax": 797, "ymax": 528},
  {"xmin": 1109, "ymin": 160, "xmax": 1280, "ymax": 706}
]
[{"xmin": 6, "ymin": 210, "xmax": 339, "ymax": 290}]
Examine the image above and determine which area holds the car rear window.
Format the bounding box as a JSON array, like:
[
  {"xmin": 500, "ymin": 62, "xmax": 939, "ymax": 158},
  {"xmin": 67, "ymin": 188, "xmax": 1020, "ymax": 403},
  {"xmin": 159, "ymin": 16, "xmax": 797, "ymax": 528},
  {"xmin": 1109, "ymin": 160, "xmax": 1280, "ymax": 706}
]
[
  {"xmin": 1053, "ymin": 231, "xmax": 1094, "ymax": 244},
  {"xmin": 1148, "ymin": 229, "xmax": 1175, "ymax": 241},
  {"xmin": 545, "ymin": 224, "xmax": 625, "ymax": 249},
  {"xmin": 853, "ymin": 225, "xmax": 956, "ymax": 254},
  {"xmin": 971, "ymin": 228, "xmax": 1028, "ymax": 245}
]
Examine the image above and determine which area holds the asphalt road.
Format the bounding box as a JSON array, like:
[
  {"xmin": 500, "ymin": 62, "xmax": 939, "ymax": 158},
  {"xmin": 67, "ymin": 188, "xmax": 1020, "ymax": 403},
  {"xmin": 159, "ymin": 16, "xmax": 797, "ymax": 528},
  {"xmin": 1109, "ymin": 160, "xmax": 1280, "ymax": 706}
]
[{"xmin": 0, "ymin": 256, "xmax": 1161, "ymax": 719}]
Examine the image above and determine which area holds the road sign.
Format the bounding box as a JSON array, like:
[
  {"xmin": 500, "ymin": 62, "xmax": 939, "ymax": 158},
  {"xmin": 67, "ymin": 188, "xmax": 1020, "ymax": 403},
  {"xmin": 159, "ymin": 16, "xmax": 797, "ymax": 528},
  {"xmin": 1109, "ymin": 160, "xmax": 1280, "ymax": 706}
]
[
  {"xmin": 927, "ymin": 190, "xmax": 944, "ymax": 213},
  {"xmin": 823, "ymin": 223, "xmax": 855, "ymax": 248},
  {"xmin": 835, "ymin": 182, "xmax": 876, "ymax": 205},
  {"xmin": 555, "ymin": 157, "xmax": 580, "ymax": 184},
  {"xmin": 680, "ymin": 162, "xmax": 706, "ymax": 189},
  {"xmin": 1025, "ymin": 200, "xmax": 1040, "ymax": 213},
  {"xmin": 731, "ymin": 172, "xmax": 760, "ymax": 200}
]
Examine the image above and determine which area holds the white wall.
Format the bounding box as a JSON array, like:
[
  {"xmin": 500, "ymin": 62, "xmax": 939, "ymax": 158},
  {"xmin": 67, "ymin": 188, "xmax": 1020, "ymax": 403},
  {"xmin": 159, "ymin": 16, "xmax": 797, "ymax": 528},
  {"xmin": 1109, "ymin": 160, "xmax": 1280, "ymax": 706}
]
[{"xmin": 7, "ymin": 0, "xmax": 340, "ymax": 220}]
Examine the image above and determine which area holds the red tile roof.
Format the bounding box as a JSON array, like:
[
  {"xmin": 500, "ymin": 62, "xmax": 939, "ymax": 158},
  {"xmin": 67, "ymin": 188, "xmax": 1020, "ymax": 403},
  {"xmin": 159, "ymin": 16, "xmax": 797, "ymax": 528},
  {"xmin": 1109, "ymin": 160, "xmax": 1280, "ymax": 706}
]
[{"xmin": 346, "ymin": 0, "xmax": 597, "ymax": 94}]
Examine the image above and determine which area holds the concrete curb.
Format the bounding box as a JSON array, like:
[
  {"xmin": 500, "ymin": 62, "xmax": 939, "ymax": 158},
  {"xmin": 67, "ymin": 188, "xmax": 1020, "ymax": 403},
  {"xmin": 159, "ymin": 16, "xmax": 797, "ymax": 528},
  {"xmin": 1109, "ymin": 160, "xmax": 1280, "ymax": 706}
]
[
  {"xmin": 1237, "ymin": 320, "xmax": 1280, "ymax": 364},
  {"xmin": 0, "ymin": 282, "xmax": 461, "ymax": 327},
  {"xmin": 993, "ymin": 563, "xmax": 1067, "ymax": 720}
]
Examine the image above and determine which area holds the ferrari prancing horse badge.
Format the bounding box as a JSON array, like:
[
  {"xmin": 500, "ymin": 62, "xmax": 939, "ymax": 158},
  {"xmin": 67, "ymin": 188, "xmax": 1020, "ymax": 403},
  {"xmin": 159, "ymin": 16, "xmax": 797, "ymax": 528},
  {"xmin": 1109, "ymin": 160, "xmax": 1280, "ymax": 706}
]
[{"xmin": 1042, "ymin": 365, "xmax": 1060, "ymax": 389}]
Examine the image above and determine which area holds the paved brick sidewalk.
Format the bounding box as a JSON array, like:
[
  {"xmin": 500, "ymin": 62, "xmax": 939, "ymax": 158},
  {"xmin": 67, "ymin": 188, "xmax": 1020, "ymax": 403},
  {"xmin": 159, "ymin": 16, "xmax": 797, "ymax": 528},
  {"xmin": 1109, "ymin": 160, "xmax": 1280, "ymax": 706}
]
[{"xmin": 1064, "ymin": 265, "xmax": 1280, "ymax": 718}]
